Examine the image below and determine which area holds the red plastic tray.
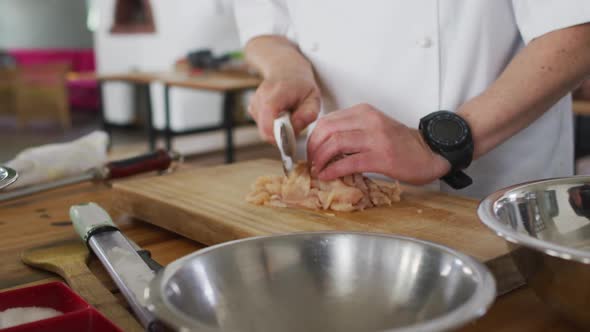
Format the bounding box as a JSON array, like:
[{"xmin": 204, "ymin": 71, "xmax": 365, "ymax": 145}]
[{"xmin": 0, "ymin": 282, "xmax": 123, "ymax": 332}]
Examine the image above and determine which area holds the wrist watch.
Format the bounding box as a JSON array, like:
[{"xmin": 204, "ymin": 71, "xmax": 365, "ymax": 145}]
[{"xmin": 419, "ymin": 111, "xmax": 474, "ymax": 189}]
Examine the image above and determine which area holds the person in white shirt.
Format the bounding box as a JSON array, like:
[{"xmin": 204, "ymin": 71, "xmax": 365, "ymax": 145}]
[{"xmin": 233, "ymin": 1, "xmax": 590, "ymax": 198}]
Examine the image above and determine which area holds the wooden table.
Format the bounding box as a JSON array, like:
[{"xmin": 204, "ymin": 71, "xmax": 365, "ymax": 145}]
[
  {"xmin": 98, "ymin": 72, "xmax": 160, "ymax": 151},
  {"xmin": 574, "ymin": 100, "xmax": 590, "ymax": 160},
  {"xmin": 157, "ymin": 71, "xmax": 261, "ymax": 163},
  {"xmin": 574, "ymin": 100, "xmax": 590, "ymax": 116},
  {"xmin": 0, "ymin": 179, "xmax": 580, "ymax": 331},
  {"xmin": 98, "ymin": 71, "xmax": 261, "ymax": 162}
]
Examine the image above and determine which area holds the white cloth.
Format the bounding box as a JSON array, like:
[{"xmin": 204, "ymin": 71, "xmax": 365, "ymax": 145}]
[
  {"xmin": 4, "ymin": 131, "xmax": 109, "ymax": 189},
  {"xmin": 234, "ymin": 0, "xmax": 590, "ymax": 198}
]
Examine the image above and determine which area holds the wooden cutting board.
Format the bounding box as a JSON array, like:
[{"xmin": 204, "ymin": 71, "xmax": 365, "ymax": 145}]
[{"xmin": 112, "ymin": 159, "xmax": 521, "ymax": 292}]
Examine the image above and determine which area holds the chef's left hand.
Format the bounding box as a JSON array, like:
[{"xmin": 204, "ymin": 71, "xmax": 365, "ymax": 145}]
[{"xmin": 307, "ymin": 103, "xmax": 451, "ymax": 184}]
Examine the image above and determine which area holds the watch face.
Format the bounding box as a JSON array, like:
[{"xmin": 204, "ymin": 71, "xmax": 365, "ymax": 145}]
[{"xmin": 427, "ymin": 114, "xmax": 468, "ymax": 147}]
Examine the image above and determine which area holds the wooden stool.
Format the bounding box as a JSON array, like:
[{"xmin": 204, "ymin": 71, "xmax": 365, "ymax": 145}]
[
  {"xmin": 0, "ymin": 67, "xmax": 16, "ymax": 116},
  {"xmin": 14, "ymin": 62, "xmax": 71, "ymax": 129}
]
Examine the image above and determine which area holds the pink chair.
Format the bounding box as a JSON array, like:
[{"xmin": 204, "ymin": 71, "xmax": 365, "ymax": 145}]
[{"xmin": 9, "ymin": 49, "xmax": 99, "ymax": 111}]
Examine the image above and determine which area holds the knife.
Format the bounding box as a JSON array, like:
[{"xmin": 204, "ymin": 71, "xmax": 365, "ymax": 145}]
[
  {"xmin": 71, "ymin": 202, "xmax": 164, "ymax": 330},
  {"xmin": 0, "ymin": 149, "xmax": 181, "ymax": 202},
  {"xmin": 273, "ymin": 112, "xmax": 297, "ymax": 175},
  {"xmin": 127, "ymin": 237, "xmax": 164, "ymax": 273}
]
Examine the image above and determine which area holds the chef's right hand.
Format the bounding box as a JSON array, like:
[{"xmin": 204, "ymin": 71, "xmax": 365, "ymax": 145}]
[{"xmin": 248, "ymin": 71, "xmax": 321, "ymax": 143}]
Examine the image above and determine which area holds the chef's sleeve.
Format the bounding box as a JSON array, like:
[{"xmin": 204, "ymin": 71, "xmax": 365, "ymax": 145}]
[
  {"xmin": 233, "ymin": 0, "xmax": 294, "ymax": 46},
  {"xmin": 512, "ymin": 0, "xmax": 590, "ymax": 44}
]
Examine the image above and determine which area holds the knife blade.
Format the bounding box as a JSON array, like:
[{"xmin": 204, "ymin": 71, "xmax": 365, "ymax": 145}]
[
  {"xmin": 70, "ymin": 202, "xmax": 159, "ymax": 330},
  {"xmin": 126, "ymin": 237, "xmax": 163, "ymax": 273},
  {"xmin": 273, "ymin": 112, "xmax": 297, "ymax": 175}
]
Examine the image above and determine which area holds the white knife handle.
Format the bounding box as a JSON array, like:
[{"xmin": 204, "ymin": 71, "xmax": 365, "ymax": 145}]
[
  {"xmin": 71, "ymin": 202, "xmax": 159, "ymax": 329},
  {"xmin": 273, "ymin": 112, "xmax": 297, "ymax": 174},
  {"xmin": 70, "ymin": 202, "xmax": 119, "ymax": 242}
]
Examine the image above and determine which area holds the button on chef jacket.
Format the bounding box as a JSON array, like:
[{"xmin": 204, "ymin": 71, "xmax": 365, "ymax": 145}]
[{"xmin": 234, "ymin": 1, "xmax": 590, "ymax": 198}]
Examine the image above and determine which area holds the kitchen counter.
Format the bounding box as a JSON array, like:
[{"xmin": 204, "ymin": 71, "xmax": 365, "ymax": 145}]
[{"xmin": 0, "ymin": 176, "xmax": 580, "ymax": 331}]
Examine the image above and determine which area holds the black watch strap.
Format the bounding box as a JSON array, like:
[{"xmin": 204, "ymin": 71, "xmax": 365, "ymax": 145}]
[
  {"xmin": 441, "ymin": 170, "xmax": 473, "ymax": 190},
  {"xmin": 419, "ymin": 111, "xmax": 474, "ymax": 190}
]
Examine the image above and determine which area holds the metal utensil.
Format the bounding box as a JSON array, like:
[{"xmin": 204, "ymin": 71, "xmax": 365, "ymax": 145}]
[
  {"xmin": 0, "ymin": 149, "xmax": 181, "ymax": 202},
  {"xmin": 145, "ymin": 232, "xmax": 496, "ymax": 332},
  {"xmin": 273, "ymin": 112, "xmax": 297, "ymax": 175},
  {"xmin": 0, "ymin": 166, "xmax": 18, "ymax": 190},
  {"xmin": 127, "ymin": 237, "xmax": 164, "ymax": 273},
  {"xmin": 70, "ymin": 202, "xmax": 163, "ymax": 331},
  {"xmin": 72, "ymin": 204, "xmax": 496, "ymax": 332},
  {"xmin": 478, "ymin": 176, "xmax": 590, "ymax": 328}
]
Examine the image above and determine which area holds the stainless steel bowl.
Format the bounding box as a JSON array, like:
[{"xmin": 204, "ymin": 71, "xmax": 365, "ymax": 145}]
[
  {"xmin": 145, "ymin": 232, "xmax": 496, "ymax": 332},
  {"xmin": 478, "ymin": 176, "xmax": 590, "ymax": 327},
  {"xmin": 0, "ymin": 166, "xmax": 18, "ymax": 190}
]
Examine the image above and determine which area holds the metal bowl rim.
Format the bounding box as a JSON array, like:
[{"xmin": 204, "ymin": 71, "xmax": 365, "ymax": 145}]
[
  {"xmin": 145, "ymin": 231, "xmax": 496, "ymax": 332},
  {"xmin": 478, "ymin": 175, "xmax": 590, "ymax": 264}
]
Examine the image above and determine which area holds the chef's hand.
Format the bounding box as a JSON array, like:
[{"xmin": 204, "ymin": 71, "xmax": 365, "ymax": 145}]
[
  {"xmin": 307, "ymin": 103, "xmax": 451, "ymax": 185},
  {"xmin": 248, "ymin": 72, "xmax": 321, "ymax": 142},
  {"xmin": 244, "ymin": 35, "xmax": 321, "ymax": 143}
]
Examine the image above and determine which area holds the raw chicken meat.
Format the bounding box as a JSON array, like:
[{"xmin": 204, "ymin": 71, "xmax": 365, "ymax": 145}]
[{"xmin": 246, "ymin": 162, "xmax": 401, "ymax": 212}]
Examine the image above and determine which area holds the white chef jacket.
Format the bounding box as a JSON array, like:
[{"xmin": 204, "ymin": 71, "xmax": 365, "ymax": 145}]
[{"xmin": 234, "ymin": 1, "xmax": 590, "ymax": 198}]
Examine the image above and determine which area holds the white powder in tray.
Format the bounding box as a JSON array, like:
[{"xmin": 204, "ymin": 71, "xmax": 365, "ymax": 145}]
[{"xmin": 0, "ymin": 307, "xmax": 63, "ymax": 328}]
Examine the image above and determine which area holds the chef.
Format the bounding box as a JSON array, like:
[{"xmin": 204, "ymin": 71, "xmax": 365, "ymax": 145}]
[{"xmin": 233, "ymin": 1, "xmax": 590, "ymax": 198}]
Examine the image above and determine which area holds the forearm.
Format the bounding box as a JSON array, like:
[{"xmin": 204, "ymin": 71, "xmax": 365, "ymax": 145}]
[
  {"xmin": 244, "ymin": 35, "xmax": 314, "ymax": 80},
  {"xmin": 243, "ymin": 35, "xmax": 322, "ymax": 138},
  {"xmin": 458, "ymin": 23, "xmax": 590, "ymax": 159}
]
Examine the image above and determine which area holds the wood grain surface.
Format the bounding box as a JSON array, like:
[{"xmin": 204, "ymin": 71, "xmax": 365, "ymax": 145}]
[
  {"xmin": 159, "ymin": 71, "xmax": 261, "ymax": 91},
  {"xmin": 0, "ymin": 182, "xmax": 203, "ymax": 290},
  {"xmin": 574, "ymin": 100, "xmax": 590, "ymax": 116},
  {"xmin": 112, "ymin": 159, "xmax": 507, "ymax": 261},
  {"xmin": 0, "ymin": 169, "xmax": 579, "ymax": 331},
  {"xmin": 112, "ymin": 159, "xmax": 527, "ymax": 294},
  {"xmin": 98, "ymin": 71, "xmax": 261, "ymax": 92},
  {"xmin": 98, "ymin": 72, "xmax": 158, "ymax": 84}
]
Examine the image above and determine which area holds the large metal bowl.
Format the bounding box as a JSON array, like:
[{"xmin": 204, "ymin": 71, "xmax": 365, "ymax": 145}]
[
  {"xmin": 144, "ymin": 232, "xmax": 495, "ymax": 332},
  {"xmin": 478, "ymin": 176, "xmax": 590, "ymax": 327}
]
